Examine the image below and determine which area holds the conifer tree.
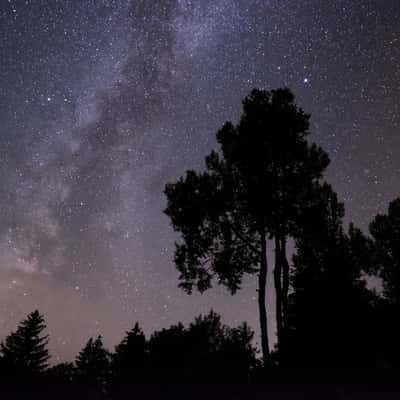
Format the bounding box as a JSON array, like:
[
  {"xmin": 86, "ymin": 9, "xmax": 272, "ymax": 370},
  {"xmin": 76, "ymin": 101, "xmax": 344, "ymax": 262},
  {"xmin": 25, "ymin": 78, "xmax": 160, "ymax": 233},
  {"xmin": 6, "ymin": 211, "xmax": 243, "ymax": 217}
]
[
  {"xmin": 75, "ymin": 335, "xmax": 111, "ymax": 389},
  {"xmin": 0, "ymin": 310, "xmax": 50, "ymax": 378},
  {"xmin": 112, "ymin": 323, "xmax": 147, "ymax": 382}
]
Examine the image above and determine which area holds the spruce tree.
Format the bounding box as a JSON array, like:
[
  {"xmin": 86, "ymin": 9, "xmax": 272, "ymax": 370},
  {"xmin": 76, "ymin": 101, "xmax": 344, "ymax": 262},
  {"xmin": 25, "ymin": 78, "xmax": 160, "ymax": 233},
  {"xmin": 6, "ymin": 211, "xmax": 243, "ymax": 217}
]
[
  {"xmin": 0, "ymin": 310, "xmax": 50, "ymax": 378},
  {"xmin": 75, "ymin": 335, "xmax": 111, "ymax": 389},
  {"xmin": 112, "ymin": 323, "xmax": 147, "ymax": 382}
]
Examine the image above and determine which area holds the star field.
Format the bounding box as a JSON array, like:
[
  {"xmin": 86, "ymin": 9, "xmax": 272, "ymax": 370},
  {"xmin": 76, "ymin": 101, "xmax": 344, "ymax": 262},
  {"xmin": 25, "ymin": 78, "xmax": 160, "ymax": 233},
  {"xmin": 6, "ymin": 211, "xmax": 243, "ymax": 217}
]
[{"xmin": 0, "ymin": 0, "xmax": 399, "ymax": 361}]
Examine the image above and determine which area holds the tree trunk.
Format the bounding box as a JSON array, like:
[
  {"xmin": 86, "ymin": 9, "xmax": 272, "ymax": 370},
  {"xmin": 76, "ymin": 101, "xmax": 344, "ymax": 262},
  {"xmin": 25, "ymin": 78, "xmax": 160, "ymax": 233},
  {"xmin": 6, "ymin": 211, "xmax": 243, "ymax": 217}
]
[
  {"xmin": 274, "ymin": 236, "xmax": 283, "ymax": 350},
  {"xmin": 281, "ymin": 236, "xmax": 290, "ymax": 330},
  {"xmin": 258, "ymin": 229, "xmax": 270, "ymax": 364}
]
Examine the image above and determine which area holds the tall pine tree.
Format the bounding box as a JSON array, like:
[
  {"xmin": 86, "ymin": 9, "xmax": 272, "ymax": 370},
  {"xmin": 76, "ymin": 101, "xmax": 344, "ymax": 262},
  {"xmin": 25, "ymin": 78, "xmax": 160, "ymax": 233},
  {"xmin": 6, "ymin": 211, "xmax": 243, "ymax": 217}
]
[
  {"xmin": 0, "ymin": 310, "xmax": 50, "ymax": 379},
  {"xmin": 75, "ymin": 335, "xmax": 111, "ymax": 389}
]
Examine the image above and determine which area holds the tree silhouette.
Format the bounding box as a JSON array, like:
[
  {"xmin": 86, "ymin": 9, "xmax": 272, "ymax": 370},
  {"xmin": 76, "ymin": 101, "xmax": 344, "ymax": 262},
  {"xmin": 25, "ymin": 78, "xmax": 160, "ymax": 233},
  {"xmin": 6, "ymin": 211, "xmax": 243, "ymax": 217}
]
[
  {"xmin": 286, "ymin": 183, "xmax": 375, "ymax": 367},
  {"xmin": 370, "ymin": 198, "xmax": 400, "ymax": 305},
  {"xmin": 185, "ymin": 310, "xmax": 257, "ymax": 381},
  {"xmin": 0, "ymin": 310, "xmax": 50, "ymax": 380},
  {"xmin": 213, "ymin": 320, "xmax": 258, "ymax": 381},
  {"xmin": 147, "ymin": 310, "xmax": 257, "ymax": 382},
  {"xmin": 112, "ymin": 322, "xmax": 147, "ymax": 383},
  {"xmin": 75, "ymin": 335, "xmax": 111, "ymax": 391},
  {"xmin": 368, "ymin": 197, "xmax": 400, "ymax": 366},
  {"xmin": 164, "ymin": 88, "xmax": 329, "ymax": 361},
  {"xmin": 46, "ymin": 362, "xmax": 76, "ymax": 384},
  {"xmin": 147, "ymin": 322, "xmax": 187, "ymax": 381}
]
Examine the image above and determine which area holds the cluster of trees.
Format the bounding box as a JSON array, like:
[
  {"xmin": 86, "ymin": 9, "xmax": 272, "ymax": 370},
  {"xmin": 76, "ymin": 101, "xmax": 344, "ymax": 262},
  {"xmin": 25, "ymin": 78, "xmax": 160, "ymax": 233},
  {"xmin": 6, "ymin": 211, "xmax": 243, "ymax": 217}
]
[
  {"xmin": 1, "ymin": 87, "xmax": 400, "ymax": 393},
  {"xmin": 0, "ymin": 309, "xmax": 258, "ymax": 394},
  {"xmin": 164, "ymin": 88, "xmax": 400, "ymax": 368}
]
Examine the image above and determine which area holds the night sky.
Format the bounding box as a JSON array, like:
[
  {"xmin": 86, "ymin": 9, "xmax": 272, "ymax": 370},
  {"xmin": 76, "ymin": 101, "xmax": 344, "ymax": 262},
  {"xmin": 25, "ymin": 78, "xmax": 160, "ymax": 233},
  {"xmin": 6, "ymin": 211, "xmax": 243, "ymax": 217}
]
[{"xmin": 0, "ymin": 0, "xmax": 399, "ymax": 362}]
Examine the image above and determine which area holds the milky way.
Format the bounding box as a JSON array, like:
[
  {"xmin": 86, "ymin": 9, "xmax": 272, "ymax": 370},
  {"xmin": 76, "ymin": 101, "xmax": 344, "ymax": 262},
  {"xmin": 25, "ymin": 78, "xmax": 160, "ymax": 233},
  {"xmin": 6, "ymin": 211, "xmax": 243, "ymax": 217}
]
[{"xmin": 0, "ymin": 0, "xmax": 399, "ymax": 361}]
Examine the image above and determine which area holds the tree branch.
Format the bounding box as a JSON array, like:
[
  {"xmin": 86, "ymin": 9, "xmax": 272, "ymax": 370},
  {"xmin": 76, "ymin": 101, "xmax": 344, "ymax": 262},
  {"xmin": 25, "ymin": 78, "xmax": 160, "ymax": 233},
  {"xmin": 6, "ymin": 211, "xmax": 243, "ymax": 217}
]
[{"xmin": 229, "ymin": 222, "xmax": 261, "ymax": 256}]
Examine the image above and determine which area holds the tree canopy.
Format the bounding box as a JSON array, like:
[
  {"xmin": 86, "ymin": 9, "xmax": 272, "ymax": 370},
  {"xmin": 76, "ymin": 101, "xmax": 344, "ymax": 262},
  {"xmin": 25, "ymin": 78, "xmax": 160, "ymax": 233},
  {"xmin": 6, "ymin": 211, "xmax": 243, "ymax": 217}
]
[{"xmin": 164, "ymin": 88, "xmax": 330, "ymax": 361}]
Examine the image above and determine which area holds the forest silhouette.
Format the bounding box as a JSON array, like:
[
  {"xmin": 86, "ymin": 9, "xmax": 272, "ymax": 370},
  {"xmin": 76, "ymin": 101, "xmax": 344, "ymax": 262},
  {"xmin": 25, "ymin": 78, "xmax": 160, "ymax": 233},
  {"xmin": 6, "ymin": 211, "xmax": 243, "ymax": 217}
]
[{"xmin": 1, "ymin": 88, "xmax": 400, "ymax": 396}]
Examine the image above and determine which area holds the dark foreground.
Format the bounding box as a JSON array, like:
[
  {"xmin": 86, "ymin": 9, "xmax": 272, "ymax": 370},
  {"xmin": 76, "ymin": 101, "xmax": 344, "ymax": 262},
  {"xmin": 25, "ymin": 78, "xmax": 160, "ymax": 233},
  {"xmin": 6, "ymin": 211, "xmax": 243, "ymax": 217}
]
[{"xmin": 2, "ymin": 370, "xmax": 400, "ymax": 400}]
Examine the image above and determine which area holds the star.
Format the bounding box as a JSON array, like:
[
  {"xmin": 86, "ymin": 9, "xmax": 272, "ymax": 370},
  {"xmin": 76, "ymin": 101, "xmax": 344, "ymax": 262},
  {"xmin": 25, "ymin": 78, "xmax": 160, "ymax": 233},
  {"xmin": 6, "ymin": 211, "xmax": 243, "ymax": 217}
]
[{"xmin": 0, "ymin": 0, "xmax": 398, "ymax": 363}]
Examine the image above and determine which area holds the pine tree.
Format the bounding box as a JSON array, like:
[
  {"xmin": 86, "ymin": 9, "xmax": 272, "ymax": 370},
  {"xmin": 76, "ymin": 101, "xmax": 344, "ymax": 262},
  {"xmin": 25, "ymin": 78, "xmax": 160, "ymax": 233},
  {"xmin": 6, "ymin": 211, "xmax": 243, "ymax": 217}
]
[
  {"xmin": 112, "ymin": 323, "xmax": 147, "ymax": 382},
  {"xmin": 75, "ymin": 335, "xmax": 111, "ymax": 389},
  {"xmin": 0, "ymin": 310, "xmax": 50, "ymax": 379}
]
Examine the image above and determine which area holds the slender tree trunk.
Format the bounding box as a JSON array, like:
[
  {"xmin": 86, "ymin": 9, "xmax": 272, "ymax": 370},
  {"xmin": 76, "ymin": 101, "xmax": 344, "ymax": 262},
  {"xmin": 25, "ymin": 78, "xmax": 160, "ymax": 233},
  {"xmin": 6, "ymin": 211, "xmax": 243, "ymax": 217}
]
[
  {"xmin": 281, "ymin": 236, "xmax": 290, "ymax": 329},
  {"xmin": 274, "ymin": 236, "xmax": 283, "ymax": 350},
  {"xmin": 258, "ymin": 229, "xmax": 270, "ymax": 364},
  {"xmin": 279, "ymin": 235, "xmax": 290, "ymax": 363}
]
